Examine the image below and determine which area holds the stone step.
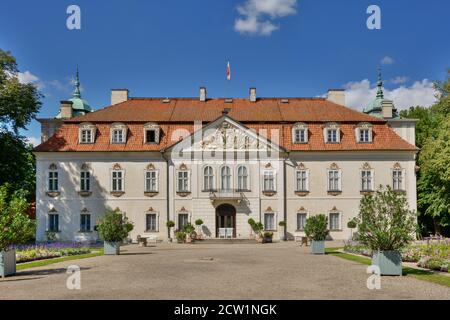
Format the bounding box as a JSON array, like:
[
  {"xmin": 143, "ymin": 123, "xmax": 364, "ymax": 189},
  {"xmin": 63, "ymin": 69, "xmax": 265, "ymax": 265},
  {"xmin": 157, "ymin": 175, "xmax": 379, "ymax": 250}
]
[{"xmin": 195, "ymin": 239, "xmax": 259, "ymax": 244}]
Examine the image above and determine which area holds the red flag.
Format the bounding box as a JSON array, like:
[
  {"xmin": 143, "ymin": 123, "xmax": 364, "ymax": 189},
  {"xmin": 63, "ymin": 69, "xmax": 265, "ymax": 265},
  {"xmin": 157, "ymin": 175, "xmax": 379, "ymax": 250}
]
[{"xmin": 226, "ymin": 61, "xmax": 231, "ymax": 81}]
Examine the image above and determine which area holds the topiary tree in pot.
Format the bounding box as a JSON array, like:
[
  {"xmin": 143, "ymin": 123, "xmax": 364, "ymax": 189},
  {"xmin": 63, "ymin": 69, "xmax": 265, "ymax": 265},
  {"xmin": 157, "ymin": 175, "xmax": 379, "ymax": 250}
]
[
  {"xmin": 182, "ymin": 223, "xmax": 196, "ymax": 243},
  {"xmin": 347, "ymin": 218, "xmax": 357, "ymax": 240},
  {"xmin": 304, "ymin": 214, "xmax": 329, "ymax": 254},
  {"xmin": 96, "ymin": 209, "xmax": 134, "ymax": 255},
  {"xmin": 195, "ymin": 219, "xmax": 204, "ymax": 240},
  {"xmin": 166, "ymin": 220, "xmax": 175, "ymax": 242},
  {"xmin": 251, "ymin": 222, "xmax": 264, "ymax": 243},
  {"xmin": 0, "ymin": 185, "xmax": 35, "ymax": 277},
  {"xmin": 248, "ymin": 218, "xmax": 256, "ymax": 239},
  {"xmin": 357, "ymin": 186, "xmax": 416, "ymax": 276}
]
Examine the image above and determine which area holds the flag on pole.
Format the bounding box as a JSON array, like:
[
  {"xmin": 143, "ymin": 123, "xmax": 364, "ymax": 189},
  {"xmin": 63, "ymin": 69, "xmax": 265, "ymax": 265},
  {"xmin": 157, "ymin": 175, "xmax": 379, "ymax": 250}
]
[{"xmin": 226, "ymin": 61, "xmax": 231, "ymax": 81}]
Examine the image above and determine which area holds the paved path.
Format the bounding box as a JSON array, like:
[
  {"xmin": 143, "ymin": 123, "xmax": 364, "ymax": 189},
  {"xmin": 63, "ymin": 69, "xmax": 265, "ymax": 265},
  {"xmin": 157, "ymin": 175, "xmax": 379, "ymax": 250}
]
[{"xmin": 1, "ymin": 242, "xmax": 449, "ymax": 300}]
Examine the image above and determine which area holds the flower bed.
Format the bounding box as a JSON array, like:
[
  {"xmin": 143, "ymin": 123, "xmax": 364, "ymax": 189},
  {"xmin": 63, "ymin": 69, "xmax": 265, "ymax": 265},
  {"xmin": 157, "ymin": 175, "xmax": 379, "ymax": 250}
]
[
  {"xmin": 14, "ymin": 243, "xmax": 92, "ymax": 263},
  {"xmin": 344, "ymin": 240, "xmax": 450, "ymax": 273}
]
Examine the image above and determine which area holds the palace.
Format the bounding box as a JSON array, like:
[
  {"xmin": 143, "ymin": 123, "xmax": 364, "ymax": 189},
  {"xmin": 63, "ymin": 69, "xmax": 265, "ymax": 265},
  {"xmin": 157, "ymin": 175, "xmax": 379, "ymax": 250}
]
[{"xmin": 34, "ymin": 71, "xmax": 418, "ymax": 242}]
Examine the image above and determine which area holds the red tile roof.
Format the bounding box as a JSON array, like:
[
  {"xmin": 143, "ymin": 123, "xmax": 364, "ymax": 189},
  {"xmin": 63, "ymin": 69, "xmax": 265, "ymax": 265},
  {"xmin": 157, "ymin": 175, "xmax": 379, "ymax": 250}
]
[{"xmin": 34, "ymin": 97, "xmax": 417, "ymax": 152}]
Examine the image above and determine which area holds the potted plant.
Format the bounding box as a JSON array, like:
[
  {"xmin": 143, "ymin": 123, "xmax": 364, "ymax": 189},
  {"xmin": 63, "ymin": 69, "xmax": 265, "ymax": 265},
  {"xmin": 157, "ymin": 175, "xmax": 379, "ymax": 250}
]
[
  {"xmin": 166, "ymin": 220, "xmax": 175, "ymax": 242},
  {"xmin": 96, "ymin": 209, "xmax": 134, "ymax": 255},
  {"xmin": 263, "ymin": 232, "xmax": 273, "ymax": 243},
  {"xmin": 175, "ymin": 231, "xmax": 186, "ymax": 243},
  {"xmin": 278, "ymin": 221, "xmax": 286, "ymax": 241},
  {"xmin": 182, "ymin": 223, "xmax": 196, "ymax": 243},
  {"xmin": 347, "ymin": 218, "xmax": 357, "ymax": 240},
  {"xmin": 357, "ymin": 186, "xmax": 416, "ymax": 276},
  {"xmin": 0, "ymin": 185, "xmax": 35, "ymax": 277},
  {"xmin": 304, "ymin": 214, "xmax": 329, "ymax": 254},
  {"xmin": 248, "ymin": 218, "xmax": 256, "ymax": 239},
  {"xmin": 252, "ymin": 222, "xmax": 264, "ymax": 243},
  {"xmin": 195, "ymin": 219, "xmax": 204, "ymax": 240}
]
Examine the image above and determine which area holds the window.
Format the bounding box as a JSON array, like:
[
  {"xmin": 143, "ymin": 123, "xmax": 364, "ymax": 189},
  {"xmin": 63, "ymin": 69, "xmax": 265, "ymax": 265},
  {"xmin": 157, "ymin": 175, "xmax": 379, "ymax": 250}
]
[
  {"xmin": 145, "ymin": 170, "xmax": 158, "ymax": 192},
  {"xmin": 177, "ymin": 171, "xmax": 190, "ymax": 192},
  {"xmin": 295, "ymin": 170, "xmax": 308, "ymax": 192},
  {"xmin": 203, "ymin": 166, "xmax": 214, "ymax": 191},
  {"xmin": 263, "ymin": 171, "xmax": 275, "ymax": 192},
  {"xmin": 144, "ymin": 123, "xmax": 160, "ymax": 144},
  {"xmin": 112, "ymin": 129, "xmax": 124, "ymax": 143},
  {"xmin": 80, "ymin": 129, "xmax": 93, "ymax": 143},
  {"xmin": 146, "ymin": 214, "xmax": 158, "ymax": 232},
  {"xmin": 221, "ymin": 166, "xmax": 231, "ymax": 190},
  {"xmin": 327, "ymin": 129, "xmax": 338, "ymax": 143},
  {"xmin": 178, "ymin": 213, "xmax": 189, "ymax": 229},
  {"xmin": 359, "ymin": 129, "xmax": 370, "ymax": 143},
  {"xmin": 292, "ymin": 123, "xmax": 308, "ymax": 144},
  {"xmin": 80, "ymin": 214, "xmax": 91, "ymax": 232},
  {"xmin": 48, "ymin": 214, "xmax": 59, "ymax": 232},
  {"xmin": 111, "ymin": 170, "xmax": 124, "ymax": 192},
  {"xmin": 146, "ymin": 130, "xmax": 156, "ymax": 143},
  {"xmin": 237, "ymin": 166, "xmax": 248, "ymax": 191},
  {"xmin": 79, "ymin": 123, "xmax": 96, "ymax": 144},
  {"xmin": 80, "ymin": 171, "xmax": 91, "ymax": 192},
  {"xmin": 393, "ymin": 169, "xmax": 403, "ymax": 191},
  {"xmin": 264, "ymin": 213, "xmax": 275, "ymax": 231},
  {"xmin": 361, "ymin": 170, "xmax": 373, "ymax": 191},
  {"xmin": 297, "ymin": 213, "xmax": 307, "ymax": 231},
  {"xmin": 329, "ymin": 212, "xmax": 340, "ymax": 231},
  {"xmin": 48, "ymin": 167, "xmax": 59, "ymax": 192},
  {"xmin": 328, "ymin": 170, "xmax": 341, "ymax": 191}
]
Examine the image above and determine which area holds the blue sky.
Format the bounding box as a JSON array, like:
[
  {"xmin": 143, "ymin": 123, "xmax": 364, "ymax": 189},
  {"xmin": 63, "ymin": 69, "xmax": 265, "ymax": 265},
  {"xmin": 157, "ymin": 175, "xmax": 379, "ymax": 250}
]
[{"xmin": 0, "ymin": 0, "xmax": 449, "ymax": 144}]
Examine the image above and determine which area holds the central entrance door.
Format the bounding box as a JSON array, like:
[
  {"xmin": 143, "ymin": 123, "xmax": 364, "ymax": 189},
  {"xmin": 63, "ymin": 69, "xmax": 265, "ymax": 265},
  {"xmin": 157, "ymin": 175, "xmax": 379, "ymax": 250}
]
[{"xmin": 216, "ymin": 204, "xmax": 236, "ymax": 238}]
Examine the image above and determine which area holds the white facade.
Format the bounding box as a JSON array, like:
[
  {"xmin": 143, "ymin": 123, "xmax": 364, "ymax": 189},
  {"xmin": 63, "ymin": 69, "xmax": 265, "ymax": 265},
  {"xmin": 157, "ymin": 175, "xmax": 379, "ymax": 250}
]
[{"xmin": 35, "ymin": 116, "xmax": 417, "ymax": 242}]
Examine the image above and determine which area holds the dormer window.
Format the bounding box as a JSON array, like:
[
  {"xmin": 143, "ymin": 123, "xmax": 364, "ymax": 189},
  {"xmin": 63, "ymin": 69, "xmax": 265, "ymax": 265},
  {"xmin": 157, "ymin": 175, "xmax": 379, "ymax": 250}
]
[
  {"xmin": 144, "ymin": 123, "xmax": 160, "ymax": 144},
  {"xmin": 110, "ymin": 123, "xmax": 127, "ymax": 144},
  {"xmin": 292, "ymin": 123, "xmax": 308, "ymax": 144},
  {"xmin": 356, "ymin": 123, "xmax": 373, "ymax": 143},
  {"xmin": 324, "ymin": 123, "xmax": 340, "ymax": 143},
  {"xmin": 78, "ymin": 123, "xmax": 96, "ymax": 144}
]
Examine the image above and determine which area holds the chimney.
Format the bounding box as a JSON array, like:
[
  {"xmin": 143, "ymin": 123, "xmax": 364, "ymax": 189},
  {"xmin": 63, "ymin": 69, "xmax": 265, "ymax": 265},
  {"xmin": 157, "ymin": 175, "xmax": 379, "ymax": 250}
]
[
  {"xmin": 327, "ymin": 89, "xmax": 346, "ymax": 106},
  {"xmin": 249, "ymin": 87, "xmax": 257, "ymax": 102},
  {"xmin": 381, "ymin": 100, "xmax": 394, "ymax": 118},
  {"xmin": 59, "ymin": 100, "xmax": 73, "ymax": 119},
  {"xmin": 111, "ymin": 89, "xmax": 129, "ymax": 105},
  {"xmin": 199, "ymin": 87, "xmax": 207, "ymax": 102}
]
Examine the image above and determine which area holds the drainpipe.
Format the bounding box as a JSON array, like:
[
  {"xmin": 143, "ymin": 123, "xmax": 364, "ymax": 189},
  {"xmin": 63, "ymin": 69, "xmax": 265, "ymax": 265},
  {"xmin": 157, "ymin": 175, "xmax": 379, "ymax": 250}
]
[
  {"xmin": 161, "ymin": 151, "xmax": 171, "ymax": 240},
  {"xmin": 283, "ymin": 152, "xmax": 289, "ymax": 241}
]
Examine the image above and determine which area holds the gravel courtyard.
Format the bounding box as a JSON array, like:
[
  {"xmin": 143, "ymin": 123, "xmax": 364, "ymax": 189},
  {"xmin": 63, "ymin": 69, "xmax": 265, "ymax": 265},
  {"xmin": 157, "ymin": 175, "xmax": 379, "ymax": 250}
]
[{"xmin": 1, "ymin": 242, "xmax": 449, "ymax": 300}]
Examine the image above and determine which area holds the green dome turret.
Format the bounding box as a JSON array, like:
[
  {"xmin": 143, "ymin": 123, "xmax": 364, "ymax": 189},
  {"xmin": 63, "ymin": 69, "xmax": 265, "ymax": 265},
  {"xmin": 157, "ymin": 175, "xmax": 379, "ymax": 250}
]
[
  {"xmin": 363, "ymin": 67, "xmax": 399, "ymax": 118},
  {"xmin": 56, "ymin": 66, "xmax": 92, "ymax": 118}
]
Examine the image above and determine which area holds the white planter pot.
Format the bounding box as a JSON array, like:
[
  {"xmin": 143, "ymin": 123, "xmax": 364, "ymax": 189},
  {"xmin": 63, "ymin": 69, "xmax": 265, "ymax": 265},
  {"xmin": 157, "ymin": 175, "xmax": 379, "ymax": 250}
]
[{"xmin": 0, "ymin": 249, "xmax": 16, "ymax": 277}]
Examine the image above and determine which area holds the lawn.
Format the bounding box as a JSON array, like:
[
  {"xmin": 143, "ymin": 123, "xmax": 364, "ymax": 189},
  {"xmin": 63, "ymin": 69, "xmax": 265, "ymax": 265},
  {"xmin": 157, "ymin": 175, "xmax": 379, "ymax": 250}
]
[
  {"xmin": 326, "ymin": 247, "xmax": 450, "ymax": 288},
  {"xmin": 16, "ymin": 249, "xmax": 103, "ymax": 271}
]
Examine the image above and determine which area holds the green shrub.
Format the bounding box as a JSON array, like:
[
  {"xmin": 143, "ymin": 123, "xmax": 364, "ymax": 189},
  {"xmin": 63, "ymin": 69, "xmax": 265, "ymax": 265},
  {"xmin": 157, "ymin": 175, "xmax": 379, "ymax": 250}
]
[
  {"xmin": 195, "ymin": 219, "xmax": 204, "ymax": 226},
  {"xmin": 278, "ymin": 221, "xmax": 286, "ymax": 227},
  {"xmin": 263, "ymin": 232, "xmax": 273, "ymax": 238},
  {"xmin": 251, "ymin": 222, "xmax": 264, "ymax": 236},
  {"xmin": 166, "ymin": 220, "xmax": 175, "ymax": 229},
  {"xmin": 96, "ymin": 209, "xmax": 134, "ymax": 243},
  {"xmin": 248, "ymin": 218, "xmax": 255, "ymax": 226},
  {"xmin": 357, "ymin": 186, "xmax": 416, "ymax": 251},
  {"xmin": 176, "ymin": 231, "xmax": 186, "ymax": 242},
  {"xmin": 304, "ymin": 214, "xmax": 329, "ymax": 241},
  {"xmin": 347, "ymin": 219, "xmax": 357, "ymax": 229},
  {"xmin": 182, "ymin": 223, "xmax": 195, "ymax": 234}
]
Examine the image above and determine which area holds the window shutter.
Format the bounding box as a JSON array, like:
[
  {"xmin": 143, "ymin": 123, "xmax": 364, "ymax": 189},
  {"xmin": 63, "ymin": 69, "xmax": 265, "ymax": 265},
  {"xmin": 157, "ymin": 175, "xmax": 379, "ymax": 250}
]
[{"xmin": 338, "ymin": 170, "xmax": 342, "ymax": 191}]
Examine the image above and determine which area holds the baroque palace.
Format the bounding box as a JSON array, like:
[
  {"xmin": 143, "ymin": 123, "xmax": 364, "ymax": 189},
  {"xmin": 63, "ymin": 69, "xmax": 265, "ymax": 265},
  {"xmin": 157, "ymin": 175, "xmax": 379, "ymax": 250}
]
[{"xmin": 35, "ymin": 71, "xmax": 418, "ymax": 242}]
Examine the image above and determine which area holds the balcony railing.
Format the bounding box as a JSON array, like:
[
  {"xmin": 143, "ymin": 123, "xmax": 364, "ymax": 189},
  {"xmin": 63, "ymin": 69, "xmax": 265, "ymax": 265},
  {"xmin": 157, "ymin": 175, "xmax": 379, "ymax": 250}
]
[{"xmin": 209, "ymin": 189, "xmax": 245, "ymax": 201}]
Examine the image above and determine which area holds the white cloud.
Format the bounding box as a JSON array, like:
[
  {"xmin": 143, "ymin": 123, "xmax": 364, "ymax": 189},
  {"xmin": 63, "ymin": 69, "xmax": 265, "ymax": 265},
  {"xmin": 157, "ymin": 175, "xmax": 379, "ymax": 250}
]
[
  {"xmin": 380, "ymin": 56, "xmax": 395, "ymax": 65},
  {"xmin": 390, "ymin": 76, "xmax": 409, "ymax": 85},
  {"xmin": 25, "ymin": 136, "xmax": 41, "ymax": 147},
  {"xmin": 18, "ymin": 71, "xmax": 46, "ymax": 89},
  {"xmin": 344, "ymin": 79, "xmax": 438, "ymax": 111},
  {"xmin": 234, "ymin": 0, "xmax": 297, "ymax": 36}
]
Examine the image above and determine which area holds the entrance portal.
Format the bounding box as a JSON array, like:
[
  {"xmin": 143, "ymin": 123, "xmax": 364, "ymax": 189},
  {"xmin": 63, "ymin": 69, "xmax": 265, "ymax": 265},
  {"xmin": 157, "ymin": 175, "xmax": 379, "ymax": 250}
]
[{"xmin": 215, "ymin": 204, "xmax": 236, "ymax": 238}]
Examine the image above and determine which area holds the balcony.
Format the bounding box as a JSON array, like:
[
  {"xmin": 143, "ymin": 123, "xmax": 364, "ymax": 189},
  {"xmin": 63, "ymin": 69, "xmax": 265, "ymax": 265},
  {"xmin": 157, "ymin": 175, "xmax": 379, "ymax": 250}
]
[{"xmin": 209, "ymin": 189, "xmax": 246, "ymax": 203}]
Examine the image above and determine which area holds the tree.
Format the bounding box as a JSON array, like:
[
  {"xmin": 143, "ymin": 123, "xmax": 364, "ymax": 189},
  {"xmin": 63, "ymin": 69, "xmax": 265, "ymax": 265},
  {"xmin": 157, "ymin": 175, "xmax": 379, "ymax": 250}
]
[
  {"xmin": 0, "ymin": 184, "xmax": 35, "ymax": 251},
  {"xmin": 417, "ymin": 116, "xmax": 450, "ymax": 234},
  {"xmin": 96, "ymin": 209, "xmax": 134, "ymax": 243},
  {"xmin": 357, "ymin": 186, "xmax": 416, "ymax": 251},
  {"xmin": 304, "ymin": 214, "xmax": 329, "ymax": 241},
  {"xmin": 0, "ymin": 49, "xmax": 42, "ymax": 198}
]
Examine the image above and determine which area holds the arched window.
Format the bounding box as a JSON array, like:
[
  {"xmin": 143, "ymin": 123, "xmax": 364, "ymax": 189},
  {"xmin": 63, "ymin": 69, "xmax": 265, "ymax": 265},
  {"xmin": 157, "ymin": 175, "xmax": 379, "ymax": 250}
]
[
  {"xmin": 203, "ymin": 166, "xmax": 214, "ymax": 191},
  {"xmin": 48, "ymin": 163, "xmax": 59, "ymax": 192},
  {"xmin": 221, "ymin": 166, "xmax": 231, "ymax": 191},
  {"xmin": 237, "ymin": 166, "xmax": 248, "ymax": 191}
]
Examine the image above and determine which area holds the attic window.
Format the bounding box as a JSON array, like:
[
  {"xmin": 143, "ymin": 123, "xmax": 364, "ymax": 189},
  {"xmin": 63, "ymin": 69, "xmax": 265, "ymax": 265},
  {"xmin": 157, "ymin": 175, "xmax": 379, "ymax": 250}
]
[
  {"xmin": 281, "ymin": 99, "xmax": 289, "ymax": 103},
  {"xmin": 356, "ymin": 122, "xmax": 373, "ymax": 143},
  {"xmin": 324, "ymin": 122, "xmax": 341, "ymax": 143},
  {"xmin": 144, "ymin": 123, "xmax": 160, "ymax": 144},
  {"xmin": 78, "ymin": 122, "xmax": 96, "ymax": 144},
  {"xmin": 162, "ymin": 98, "xmax": 170, "ymax": 103},
  {"xmin": 110, "ymin": 122, "xmax": 127, "ymax": 144},
  {"xmin": 225, "ymin": 98, "xmax": 233, "ymax": 103}
]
